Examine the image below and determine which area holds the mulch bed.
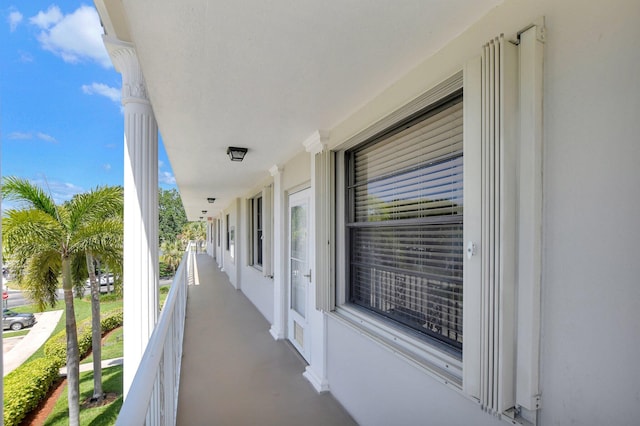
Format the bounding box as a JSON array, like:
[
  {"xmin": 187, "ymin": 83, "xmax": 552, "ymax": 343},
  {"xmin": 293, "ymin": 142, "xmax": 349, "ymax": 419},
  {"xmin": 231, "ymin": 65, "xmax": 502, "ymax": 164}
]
[
  {"xmin": 20, "ymin": 380, "xmax": 120, "ymax": 426},
  {"xmin": 20, "ymin": 327, "xmax": 122, "ymax": 425},
  {"xmin": 21, "ymin": 377, "xmax": 66, "ymax": 426}
]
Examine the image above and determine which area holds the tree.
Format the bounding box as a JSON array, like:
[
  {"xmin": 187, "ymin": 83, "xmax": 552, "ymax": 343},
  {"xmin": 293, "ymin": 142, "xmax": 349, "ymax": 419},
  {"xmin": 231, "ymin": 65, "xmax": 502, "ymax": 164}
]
[
  {"xmin": 2, "ymin": 178, "xmax": 123, "ymax": 425},
  {"xmin": 82, "ymin": 188, "xmax": 123, "ymax": 402},
  {"xmin": 160, "ymin": 238, "xmax": 184, "ymax": 276},
  {"xmin": 179, "ymin": 221, "xmax": 206, "ymax": 252},
  {"xmin": 159, "ymin": 188, "xmax": 187, "ymax": 244}
]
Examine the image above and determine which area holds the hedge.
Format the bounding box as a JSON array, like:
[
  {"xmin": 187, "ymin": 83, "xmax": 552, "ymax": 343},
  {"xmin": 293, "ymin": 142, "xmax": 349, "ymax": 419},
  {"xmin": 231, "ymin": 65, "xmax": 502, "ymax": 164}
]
[
  {"xmin": 43, "ymin": 308, "xmax": 123, "ymax": 363},
  {"xmin": 3, "ymin": 357, "xmax": 62, "ymax": 426},
  {"xmin": 3, "ymin": 307, "xmax": 124, "ymax": 426}
]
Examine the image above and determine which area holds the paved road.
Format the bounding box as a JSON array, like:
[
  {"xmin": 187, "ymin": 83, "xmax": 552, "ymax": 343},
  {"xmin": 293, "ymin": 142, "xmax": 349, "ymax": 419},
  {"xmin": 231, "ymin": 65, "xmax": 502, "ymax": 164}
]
[{"xmin": 4, "ymin": 288, "xmax": 30, "ymax": 309}]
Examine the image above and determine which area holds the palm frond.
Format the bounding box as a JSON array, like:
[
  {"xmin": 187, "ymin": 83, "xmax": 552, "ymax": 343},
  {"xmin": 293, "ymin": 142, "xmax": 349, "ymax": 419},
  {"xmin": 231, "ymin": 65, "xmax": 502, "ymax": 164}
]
[
  {"xmin": 66, "ymin": 186, "xmax": 123, "ymax": 232},
  {"xmin": 72, "ymin": 253, "xmax": 90, "ymax": 296},
  {"xmin": 70, "ymin": 218, "xmax": 123, "ymax": 257},
  {"xmin": 3, "ymin": 209, "xmax": 63, "ymax": 254},
  {"xmin": 2, "ymin": 176, "xmax": 58, "ymax": 218},
  {"xmin": 21, "ymin": 252, "xmax": 61, "ymax": 310}
]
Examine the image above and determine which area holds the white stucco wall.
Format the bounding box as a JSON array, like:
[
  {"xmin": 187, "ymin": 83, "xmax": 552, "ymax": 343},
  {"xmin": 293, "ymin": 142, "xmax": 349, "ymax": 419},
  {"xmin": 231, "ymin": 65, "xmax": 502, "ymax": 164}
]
[
  {"xmin": 324, "ymin": 0, "xmax": 640, "ymax": 425},
  {"xmin": 207, "ymin": 1, "xmax": 639, "ymax": 424},
  {"xmin": 221, "ymin": 201, "xmax": 239, "ymax": 289},
  {"xmin": 237, "ymin": 190, "xmax": 275, "ymax": 324},
  {"xmin": 327, "ymin": 316, "xmax": 503, "ymax": 426},
  {"xmin": 281, "ymin": 150, "xmax": 311, "ymax": 193},
  {"xmin": 238, "ymin": 265, "xmax": 273, "ymax": 324},
  {"xmin": 537, "ymin": 2, "xmax": 640, "ymax": 425}
]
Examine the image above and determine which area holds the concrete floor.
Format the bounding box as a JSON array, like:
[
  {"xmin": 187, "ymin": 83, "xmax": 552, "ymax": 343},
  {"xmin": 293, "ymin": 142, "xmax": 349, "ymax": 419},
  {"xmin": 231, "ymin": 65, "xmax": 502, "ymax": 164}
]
[{"xmin": 176, "ymin": 254, "xmax": 356, "ymax": 426}]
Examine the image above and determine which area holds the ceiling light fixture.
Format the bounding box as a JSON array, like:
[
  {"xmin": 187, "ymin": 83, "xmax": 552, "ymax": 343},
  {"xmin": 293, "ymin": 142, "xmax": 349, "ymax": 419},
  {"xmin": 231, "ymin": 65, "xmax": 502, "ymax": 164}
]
[
  {"xmin": 202, "ymin": 210, "xmax": 207, "ymax": 214},
  {"xmin": 227, "ymin": 146, "xmax": 248, "ymax": 162},
  {"xmin": 207, "ymin": 198, "xmax": 216, "ymax": 203}
]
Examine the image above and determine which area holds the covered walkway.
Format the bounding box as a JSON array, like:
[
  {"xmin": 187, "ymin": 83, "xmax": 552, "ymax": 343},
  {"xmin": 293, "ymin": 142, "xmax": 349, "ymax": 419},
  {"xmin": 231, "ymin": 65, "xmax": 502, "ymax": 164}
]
[{"xmin": 176, "ymin": 254, "xmax": 356, "ymax": 425}]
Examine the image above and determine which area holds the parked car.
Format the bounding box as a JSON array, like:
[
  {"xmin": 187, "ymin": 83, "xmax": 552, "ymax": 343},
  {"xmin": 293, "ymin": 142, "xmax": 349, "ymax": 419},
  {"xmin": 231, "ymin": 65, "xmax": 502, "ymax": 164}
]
[
  {"xmin": 2, "ymin": 309, "xmax": 36, "ymax": 331},
  {"xmin": 85, "ymin": 273, "xmax": 116, "ymax": 287}
]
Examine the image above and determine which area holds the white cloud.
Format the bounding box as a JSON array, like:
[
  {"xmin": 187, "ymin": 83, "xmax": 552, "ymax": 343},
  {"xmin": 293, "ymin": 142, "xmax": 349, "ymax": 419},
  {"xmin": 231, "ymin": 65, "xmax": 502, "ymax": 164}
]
[
  {"xmin": 36, "ymin": 132, "xmax": 57, "ymax": 143},
  {"xmin": 29, "ymin": 5, "xmax": 62, "ymax": 29},
  {"xmin": 158, "ymin": 160, "xmax": 165, "ymax": 168},
  {"xmin": 31, "ymin": 5, "xmax": 111, "ymax": 68},
  {"xmin": 82, "ymin": 82, "xmax": 121, "ymax": 103},
  {"xmin": 103, "ymin": 163, "xmax": 112, "ymax": 171},
  {"xmin": 18, "ymin": 51, "xmax": 34, "ymax": 63},
  {"xmin": 7, "ymin": 131, "xmax": 57, "ymax": 143},
  {"xmin": 32, "ymin": 179, "xmax": 84, "ymax": 204},
  {"xmin": 159, "ymin": 171, "xmax": 176, "ymax": 185},
  {"xmin": 8, "ymin": 131, "xmax": 32, "ymax": 140},
  {"xmin": 8, "ymin": 10, "xmax": 23, "ymax": 32}
]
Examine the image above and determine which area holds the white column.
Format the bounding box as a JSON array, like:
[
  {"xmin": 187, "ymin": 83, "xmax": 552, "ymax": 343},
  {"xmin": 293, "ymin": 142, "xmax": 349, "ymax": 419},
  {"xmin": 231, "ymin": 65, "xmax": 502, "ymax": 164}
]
[
  {"xmin": 269, "ymin": 165, "xmax": 286, "ymax": 340},
  {"xmin": 106, "ymin": 38, "xmax": 159, "ymax": 398},
  {"xmin": 302, "ymin": 131, "xmax": 330, "ymax": 392},
  {"xmin": 0, "ymin": 127, "xmax": 3, "ymax": 414}
]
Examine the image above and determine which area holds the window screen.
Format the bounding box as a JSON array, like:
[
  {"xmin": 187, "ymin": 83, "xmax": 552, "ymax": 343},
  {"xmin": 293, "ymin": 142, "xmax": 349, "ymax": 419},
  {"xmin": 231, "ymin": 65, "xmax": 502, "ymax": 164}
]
[{"xmin": 346, "ymin": 94, "xmax": 463, "ymax": 351}]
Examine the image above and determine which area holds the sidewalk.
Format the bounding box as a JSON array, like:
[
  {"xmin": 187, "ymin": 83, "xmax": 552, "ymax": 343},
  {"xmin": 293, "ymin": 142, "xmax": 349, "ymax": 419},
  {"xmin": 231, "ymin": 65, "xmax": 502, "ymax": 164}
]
[
  {"xmin": 3, "ymin": 310, "xmax": 64, "ymax": 376},
  {"xmin": 59, "ymin": 357, "xmax": 123, "ymax": 375}
]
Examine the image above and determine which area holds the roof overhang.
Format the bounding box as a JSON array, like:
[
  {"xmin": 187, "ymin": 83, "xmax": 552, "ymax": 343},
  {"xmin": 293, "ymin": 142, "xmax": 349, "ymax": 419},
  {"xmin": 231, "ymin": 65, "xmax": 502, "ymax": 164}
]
[{"xmin": 95, "ymin": 0, "xmax": 503, "ymax": 220}]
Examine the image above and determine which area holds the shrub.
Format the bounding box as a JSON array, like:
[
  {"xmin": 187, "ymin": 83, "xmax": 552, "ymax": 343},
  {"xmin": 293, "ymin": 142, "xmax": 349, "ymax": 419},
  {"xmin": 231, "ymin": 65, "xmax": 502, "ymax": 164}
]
[
  {"xmin": 44, "ymin": 308, "xmax": 124, "ymax": 363},
  {"xmin": 101, "ymin": 308, "xmax": 123, "ymax": 333},
  {"xmin": 4, "ymin": 307, "xmax": 125, "ymax": 425},
  {"xmin": 159, "ymin": 261, "xmax": 173, "ymax": 278},
  {"xmin": 99, "ymin": 293, "xmax": 122, "ymax": 303},
  {"xmin": 3, "ymin": 357, "xmax": 62, "ymax": 426}
]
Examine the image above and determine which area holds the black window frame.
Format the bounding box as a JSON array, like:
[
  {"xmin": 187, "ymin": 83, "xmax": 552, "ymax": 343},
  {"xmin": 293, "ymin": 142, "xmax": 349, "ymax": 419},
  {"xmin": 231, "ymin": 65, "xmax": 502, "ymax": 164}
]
[
  {"xmin": 250, "ymin": 195, "xmax": 263, "ymax": 267},
  {"xmin": 226, "ymin": 214, "xmax": 230, "ymax": 251},
  {"xmin": 344, "ymin": 91, "xmax": 464, "ymax": 353}
]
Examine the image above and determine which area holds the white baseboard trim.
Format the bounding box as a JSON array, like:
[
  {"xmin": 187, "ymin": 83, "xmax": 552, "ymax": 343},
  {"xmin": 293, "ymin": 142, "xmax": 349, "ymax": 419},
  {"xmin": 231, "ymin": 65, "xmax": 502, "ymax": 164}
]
[
  {"xmin": 303, "ymin": 366, "xmax": 330, "ymax": 393},
  {"xmin": 269, "ymin": 325, "xmax": 284, "ymax": 341}
]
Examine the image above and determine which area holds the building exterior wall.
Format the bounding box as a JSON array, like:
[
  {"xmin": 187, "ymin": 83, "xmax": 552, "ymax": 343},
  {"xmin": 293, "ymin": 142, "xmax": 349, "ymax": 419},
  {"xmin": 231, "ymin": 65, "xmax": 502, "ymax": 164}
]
[
  {"xmin": 237, "ymin": 182, "xmax": 275, "ymax": 324},
  {"xmin": 281, "ymin": 150, "xmax": 311, "ymax": 193},
  {"xmin": 221, "ymin": 200, "xmax": 239, "ymax": 289},
  {"xmin": 208, "ymin": 0, "xmax": 640, "ymax": 424},
  {"xmin": 323, "ymin": 1, "xmax": 640, "ymax": 425}
]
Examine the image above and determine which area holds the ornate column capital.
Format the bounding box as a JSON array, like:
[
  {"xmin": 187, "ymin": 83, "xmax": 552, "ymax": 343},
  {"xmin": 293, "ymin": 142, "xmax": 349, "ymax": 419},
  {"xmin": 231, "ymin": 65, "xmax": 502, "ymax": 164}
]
[
  {"xmin": 303, "ymin": 130, "xmax": 329, "ymax": 155},
  {"xmin": 269, "ymin": 165, "xmax": 283, "ymax": 177},
  {"xmin": 104, "ymin": 36, "xmax": 149, "ymax": 105}
]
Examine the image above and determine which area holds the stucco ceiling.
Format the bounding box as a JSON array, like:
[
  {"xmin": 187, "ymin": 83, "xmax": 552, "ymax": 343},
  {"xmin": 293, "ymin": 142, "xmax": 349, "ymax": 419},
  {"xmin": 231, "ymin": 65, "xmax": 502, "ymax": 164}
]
[{"xmin": 97, "ymin": 0, "xmax": 502, "ymax": 220}]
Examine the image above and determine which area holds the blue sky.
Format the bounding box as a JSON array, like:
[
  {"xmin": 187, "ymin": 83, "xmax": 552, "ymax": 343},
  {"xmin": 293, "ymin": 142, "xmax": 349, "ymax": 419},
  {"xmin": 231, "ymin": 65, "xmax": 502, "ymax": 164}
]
[{"xmin": 1, "ymin": 1, "xmax": 176, "ymax": 207}]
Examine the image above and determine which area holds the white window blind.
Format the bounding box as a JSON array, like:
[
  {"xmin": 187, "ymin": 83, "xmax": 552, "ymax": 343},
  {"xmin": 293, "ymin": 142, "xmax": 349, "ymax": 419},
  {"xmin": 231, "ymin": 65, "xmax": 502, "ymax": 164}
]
[{"xmin": 346, "ymin": 94, "xmax": 464, "ymax": 351}]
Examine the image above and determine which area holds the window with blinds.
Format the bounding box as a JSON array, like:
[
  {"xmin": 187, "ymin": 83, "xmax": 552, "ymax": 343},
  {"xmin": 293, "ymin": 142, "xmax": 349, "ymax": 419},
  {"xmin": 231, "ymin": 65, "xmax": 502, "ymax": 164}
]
[
  {"xmin": 346, "ymin": 93, "xmax": 463, "ymax": 351},
  {"xmin": 251, "ymin": 195, "xmax": 263, "ymax": 266}
]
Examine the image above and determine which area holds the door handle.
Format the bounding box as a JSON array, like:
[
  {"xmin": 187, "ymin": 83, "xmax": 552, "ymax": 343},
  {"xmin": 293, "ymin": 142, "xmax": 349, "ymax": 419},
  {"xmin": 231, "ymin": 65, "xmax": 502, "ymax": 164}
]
[{"xmin": 303, "ymin": 270, "xmax": 312, "ymax": 280}]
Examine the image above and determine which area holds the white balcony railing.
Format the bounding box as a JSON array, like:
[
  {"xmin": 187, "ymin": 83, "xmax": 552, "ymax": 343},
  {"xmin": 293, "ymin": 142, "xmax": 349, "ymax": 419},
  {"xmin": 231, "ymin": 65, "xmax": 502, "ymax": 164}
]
[{"xmin": 116, "ymin": 242, "xmax": 194, "ymax": 425}]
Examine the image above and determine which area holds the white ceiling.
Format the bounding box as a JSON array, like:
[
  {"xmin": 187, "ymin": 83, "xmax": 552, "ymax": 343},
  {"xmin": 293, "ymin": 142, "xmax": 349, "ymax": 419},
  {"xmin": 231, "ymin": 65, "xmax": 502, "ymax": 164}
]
[{"xmin": 99, "ymin": 0, "xmax": 502, "ymax": 220}]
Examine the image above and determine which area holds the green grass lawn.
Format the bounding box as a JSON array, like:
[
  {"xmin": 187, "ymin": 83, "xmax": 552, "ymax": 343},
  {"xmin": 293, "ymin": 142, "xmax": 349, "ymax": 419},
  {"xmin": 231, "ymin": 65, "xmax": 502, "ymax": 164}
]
[
  {"xmin": 82, "ymin": 327, "xmax": 123, "ymax": 365},
  {"xmin": 3, "ymin": 328, "xmax": 31, "ymax": 338},
  {"xmin": 7, "ymin": 286, "xmax": 172, "ymax": 425},
  {"xmin": 19, "ymin": 297, "xmax": 123, "ymax": 365},
  {"xmin": 43, "ymin": 365, "xmax": 123, "ymax": 426}
]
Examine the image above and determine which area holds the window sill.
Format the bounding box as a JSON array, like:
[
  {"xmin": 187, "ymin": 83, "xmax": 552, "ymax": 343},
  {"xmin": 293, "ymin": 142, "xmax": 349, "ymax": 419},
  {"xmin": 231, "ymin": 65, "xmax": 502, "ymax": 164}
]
[{"xmin": 330, "ymin": 305, "xmax": 463, "ymax": 390}]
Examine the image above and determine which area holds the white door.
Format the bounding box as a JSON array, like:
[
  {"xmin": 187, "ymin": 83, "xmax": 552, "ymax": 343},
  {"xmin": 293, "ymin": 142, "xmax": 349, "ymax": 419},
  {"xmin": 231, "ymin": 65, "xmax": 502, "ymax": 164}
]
[{"xmin": 288, "ymin": 188, "xmax": 312, "ymax": 362}]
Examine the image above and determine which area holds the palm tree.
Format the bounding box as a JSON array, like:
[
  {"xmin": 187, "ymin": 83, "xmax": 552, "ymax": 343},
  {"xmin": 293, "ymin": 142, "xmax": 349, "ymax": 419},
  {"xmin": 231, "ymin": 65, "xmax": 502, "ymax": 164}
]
[
  {"xmin": 80, "ymin": 187, "xmax": 123, "ymax": 402},
  {"xmin": 2, "ymin": 177, "xmax": 122, "ymax": 426},
  {"xmin": 160, "ymin": 238, "xmax": 184, "ymax": 276},
  {"xmin": 180, "ymin": 221, "xmax": 206, "ymax": 252}
]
